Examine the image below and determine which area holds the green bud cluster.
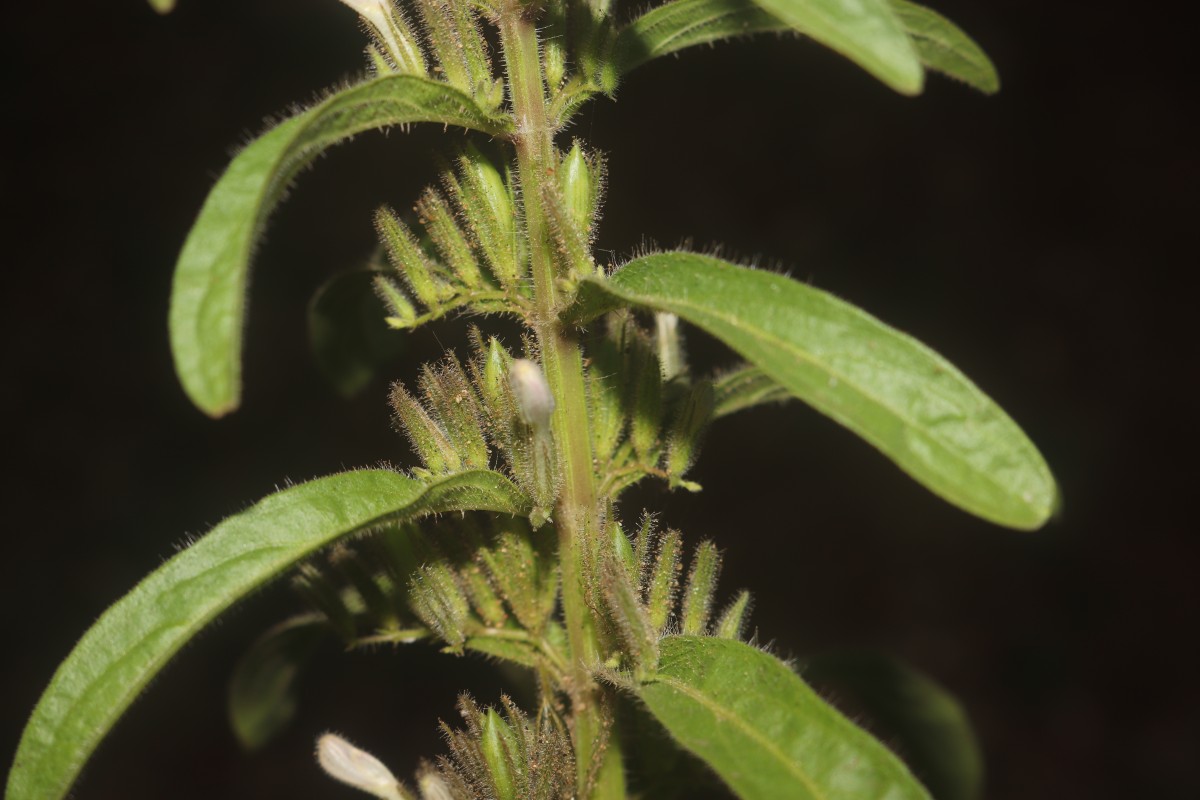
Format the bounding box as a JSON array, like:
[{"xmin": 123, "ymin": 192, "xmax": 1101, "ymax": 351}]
[
  {"xmin": 289, "ymin": 517, "xmax": 559, "ymax": 658},
  {"xmin": 599, "ymin": 517, "xmax": 752, "ymax": 672},
  {"xmin": 542, "ymin": 142, "xmax": 606, "ymax": 288},
  {"xmin": 373, "ymin": 148, "xmax": 529, "ymax": 331},
  {"xmin": 343, "ymin": 0, "xmax": 504, "ymax": 112},
  {"xmin": 585, "ymin": 312, "xmax": 716, "ymax": 497},
  {"xmin": 403, "ymin": 517, "xmax": 561, "ymax": 654},
  {"xmin": 290, "ymin": 525, "xmax": 422, "ymax": 646},
  {"xmin": 388, "ymin": 334, "xmax": 562, "ymax": 522},
  {"xmin": 389, "ymin": 355, "xmax": 488, "ymax": 476},
  {"xmin": 424, "ymin": 695, "xmax": 575, "ymax": 800}
]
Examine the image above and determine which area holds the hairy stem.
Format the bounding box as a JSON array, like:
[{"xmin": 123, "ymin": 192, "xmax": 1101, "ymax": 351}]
[{"xmin": 499, "ymin": 5, "xmax": 625, "ymax": 797}]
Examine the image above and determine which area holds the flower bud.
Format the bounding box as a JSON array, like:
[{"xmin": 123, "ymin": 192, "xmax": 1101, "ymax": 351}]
[
  {"xmin": 509, "ymin": 359, "xmax": 554, "ymax": 429},
  {"xmin": 417, "ymin": 188, "xmax": 484, "ymax": 290},
  {"xmin": 480, "ymin": 337, "xmax": 512, "ymax": 415},
  {"xmin": 408, "ymin": 561, "xmax": 470, "ymax": 649},
  {"xmin": 373, "ymin": 276, "xmax": 417, "ymax": 329},
  {"xmin": 480, "ymin": 709, "xmax": 518, "ymax": 800},
  {"xmin": 680, "ymin": 540, "xmax": 721, "ymax": 635},
  {"xmin": 655, "ymin": 312, "xmax": 687, "ymax": 382},
  {"xmin": 629, "ymin": 338, "xmax": 664, "ymax": 462},
  {"xmin": 560, "ymin": 143, "xmax": 595, "ymax": 236},
  {"xmin": 714, "ymin": 590, "xmax": 752, "ymax": 640},
  {"xmin": 316, "ymin": 733, "xmax": 406, "ymax": 800},
  {"xmin": 666, "ymin": 379, "xmax": 714, "ymax": 488},
  {"xmin": 457, "ymin": 147, "xmax": 520, "ymax": 289},
  {"xmin": 336, "ymin": 0, "xmax": 426, "ymax": 76},
  {"xmin": 417, "ymin": 772, "xmax": 454, "ymax": 800},
  {"xmin": 376, "ymin": 206, "xmax": 448, "ymax": 308},
  {"xmin": 601, "ymin": 556, "xmax": 658, "ymax": 669},
  {"xmin": 646, "ymin": 529, "xmax": 681, "ymax": 634}
]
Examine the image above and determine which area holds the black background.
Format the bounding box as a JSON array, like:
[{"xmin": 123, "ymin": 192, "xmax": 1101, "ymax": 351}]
[{"xmin": 3, "ymin": 1, "xmax": 1196, "ymax": 798}]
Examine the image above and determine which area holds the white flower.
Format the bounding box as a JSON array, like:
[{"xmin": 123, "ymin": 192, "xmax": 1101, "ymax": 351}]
[
  {"xmin": 336, "ymin": 0, "xmax": 391, "ymax": 29},
  {"xmin": 335, "ymin": 0, "xmax": 407, "ymax": 66},
  {"xmin": 509, "ymin": 359, "xmax": 555, "ymax": 429},
  {"xmin": 316, "ymin": 733, "xmax": 405, "ymax": 800}
]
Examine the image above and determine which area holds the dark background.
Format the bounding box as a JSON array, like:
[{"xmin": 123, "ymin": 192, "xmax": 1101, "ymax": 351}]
[{"xmin": 3, "ymin": 1, "xmax": 1195, "ymax": 798}]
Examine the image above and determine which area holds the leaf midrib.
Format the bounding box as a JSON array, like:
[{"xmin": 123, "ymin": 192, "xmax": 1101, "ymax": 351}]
[
  {"xmin": 13, "ymin": 469, "xmax": 525, "ymax": 799},
  {"xmin": 605, "ymin": 269, "xmax": 1047, "ymax": 515},
  {"xmin": 176, "ymin": 75, "xmax": 509, "ymax": 411},
  {"xmin": 647, "ymin": 672, "xmax": 826, "ymax": 799}
]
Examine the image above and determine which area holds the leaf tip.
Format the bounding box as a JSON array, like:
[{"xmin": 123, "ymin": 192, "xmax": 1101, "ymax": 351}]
[
  {"xmin": 193, "ymin": 391, "xmax": 240, "ymax": 419},
  {"xmin": 892, "ymin": 65, "xmax": 926, "ymax": 97}
]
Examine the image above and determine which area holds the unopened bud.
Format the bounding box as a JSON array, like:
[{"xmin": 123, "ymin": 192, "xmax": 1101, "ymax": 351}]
[
  {"xmin": 337, "ymin": 0, "xmax": 390, "ymax": 23},
  {"xmin": 560, "ymin": 144, "xmax": 594, "ymax": 235},
  {"xmin": 655, "ymin": 312, "xmax": 687, "ymax": 382},
  {"xmin": 714, "ymin": 590, "xmax": 752, "ymax": 640},
  {"xmin": 417, "ymin": 772, "xmax": 454, "ymax": 800},
  {"xmin": 481, "ymin": 338, "xmax": 511, "ymax": 413},
  {"xmin": 458, "ymin": 147, "xmax": 519, "ymax": 288},
  {"xmin": 336, "ymin": 0, "xmax": 425, "ymax": 75},
  {"xmin": 373, "ymin": 276, "xmax": 417, "ymax": 329},
  {"xmin": 481, "ymin": 709, "xmax": 518, "ymax": 800},
  {"xmin": 316, "ymin": 733, "xmax": 405, "ymax": 800},
  {"xmin": 509, "ymin": 359, "xmax": 554, "ymax": 429}
]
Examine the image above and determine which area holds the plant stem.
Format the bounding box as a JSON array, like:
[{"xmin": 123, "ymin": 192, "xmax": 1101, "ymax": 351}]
[{"xmin": 498, "ymin": 5, "xmax": 624, "ymax": 797}]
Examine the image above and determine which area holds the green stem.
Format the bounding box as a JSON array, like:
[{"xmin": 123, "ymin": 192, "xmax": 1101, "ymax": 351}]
[{"xmin": 498, "ymin": 6, "xmax": 625, "ymax": 798}]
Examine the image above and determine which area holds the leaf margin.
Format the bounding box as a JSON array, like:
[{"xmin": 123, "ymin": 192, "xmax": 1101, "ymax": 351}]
[
  {"xmin": 616, "ymin": 0, "xmax": 999, "ymax": 95},
  {"xmin": 633, "ymin": 635, "xmax": 932, "ymax": 799},
  {"xmin": 7, "ymin": 468, "xmax": 529, "ymax": 800},
  {"xmin": 169, "ymin": 74, "xmax": 511, "ymax": 418},
  {"xmin": 566, "ymin": 251, "xmax": 1057, "ymax": 530}
]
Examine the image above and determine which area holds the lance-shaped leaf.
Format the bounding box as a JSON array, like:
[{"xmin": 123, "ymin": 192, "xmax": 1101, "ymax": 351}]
[
  {"xmin": 308, "ymin": 268, "xmax": 406, "ymax": 398},
  {"xmin": 803, "ymin": 652, "xmax": 984, "ymax": 800},
  {"xmin": 169, "ymin": 75, "xmax": 511, "ymax": 417},
  {"xmin": 567, "ymin": 252, "xmax": 1056, "ymax": 530},
  {"xmin": 228, "ymin": 614, "xmax": 327, "ymax": 751},
  {"xmin": 615, "ymin": 0, "xmax": 786, "ymax": 73},
  {"xmin": 712, "ymin": 364, "xmax": 792, "ymax": 418},
  {"xmin": 634, "ymin": 636, "xmax": 931, "ymax": 799},
  {"xmin": 886, "ymin": 0, "xmax": 998, "ymax": 94},
  {"xmin": 8, "ymin": 469, "xmax": 529, "ymax": 800},
  {"xmin": 617, "ymin": 0, "xmax": 996, "ymax": 96},
  {"xmin": 749, "ymin": 0, "xmax": 922, "ymax": 94}
]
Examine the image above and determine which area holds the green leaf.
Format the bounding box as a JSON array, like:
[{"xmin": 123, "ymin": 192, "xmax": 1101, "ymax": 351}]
[
  {"xmin": 228, "ymin": 614, "xmax": 327, "ymax": 751},
  {"xmin": 147, "ymin": 0, "xmax": 175, "ymax": 13},
  {"xmin": 803, "ymin": 652, "xmax": 984, "ymax": 800},
  {"xmin": 712, "ymin": 364, "xmax": 792, "ymax": 418},
  {"xmin": 8, "ymin": 469, "xmax": 529, "ymax": 800},
  {"xmin": 615, "ymin": 0, "xmax": 787, "ymax": 73},
  {"xmin": 465, "ymin": 636, "xmax": 541, "ymax": 669},
  {"xmin": 567, "ymin": 252, "xmax": 1056, "ymax": 530},
  {"xmin": 887, "ymin": 0, "xmax": 999, "ymax": 94},
  {"xmin": 617, "ymin": 0, "xmax": 999, "ymax": 97},
  {"xmin": 749, "ymin": 0, "xmax": 923, "ymax": 94},
  {"xmin": 635, "ymin": 636, "xmax": 931, "ymax": 799},
  {"xmin": 169, "ymin": 75, "xmax": 511, "ymax": 417},
  {"xmin": 308, "ymin": 268, "xmax": 406, "ymax": 398}
]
